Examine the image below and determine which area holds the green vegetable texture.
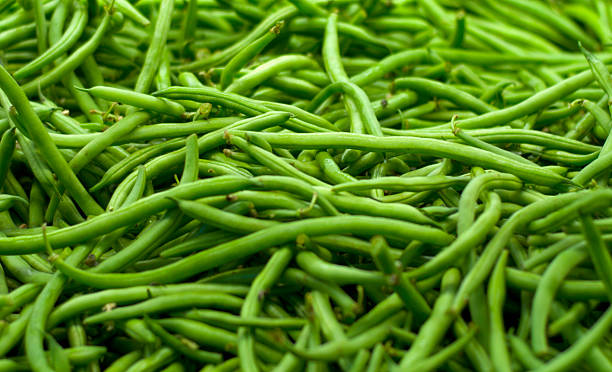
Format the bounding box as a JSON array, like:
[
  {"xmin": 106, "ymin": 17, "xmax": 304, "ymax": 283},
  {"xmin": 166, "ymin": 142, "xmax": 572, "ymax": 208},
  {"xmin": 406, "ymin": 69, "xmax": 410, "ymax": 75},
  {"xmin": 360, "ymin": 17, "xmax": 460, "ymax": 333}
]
[{"xmin": 1, "ymin": 0, "xmax": 612, "ymax": 371}]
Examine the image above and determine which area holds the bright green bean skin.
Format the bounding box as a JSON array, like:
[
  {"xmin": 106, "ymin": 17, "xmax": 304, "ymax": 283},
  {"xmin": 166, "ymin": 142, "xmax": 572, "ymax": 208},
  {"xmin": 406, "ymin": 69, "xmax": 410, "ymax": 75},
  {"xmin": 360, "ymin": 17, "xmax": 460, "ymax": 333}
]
[
  {"xmin": 1, "ymin": 1, "xmax": 611, "ymax": 370},
  {"xmin": 398, "ymin": 268, "xmax": 460, "ymax": 368},
  {"xmin": 178, "ymin": 5, "xmax": 298, "ymax": 71},
  {"xmin": 13, "ymin": 2, "xmax": 88, "ymax": 80},
  {"xmin": 0, "ymin": 63, "xmax": 104, "ymax": 216},
  {"xmin": 487, "ymin": 251, "xmax": 512, "ymax": 372},
  {"xmin": 83, "ymin": 292, "xmax": 243, "ymax": 324},
  {"xmin": 238, "ymin": 247, "xmax": 292, "ymax": 372},
  {"xmin": 0, "ymin": 177, "xmax": 254, "ymax": 254},
  {"xmin": 220, "ymin": 22, "xmax": 281, "ymax": 90},
  {"xmin": 230, "ymin": 131, "xmax": 569, "ymax": 186},
  {"xmin": 85, "ymin": 86, "xmax": 185, "ymax": 117},
  {"xmin": 47, "ymin": 283, "xmax": 248, "ymax": 328},
  {"xmin": 531, "ymin": 245, "xmax": 588, "ymax": 356},
  {"xmin": 0, "ymin": 128, "xmax": 16, "ymax": 190},
  {"xmin": 454, "ymin": 69, "xmax": 597, "ymax": 129},
  {"xmin": 25, "ymin": 244, "xmax": 91, "ymax": 372},
  {"xmin": 51, "ymin": 214, "xmax": 453, "ymax": 288},
  {"xmin": 133, "ymin": 0, "xmax": 174, "ymax": 95},
  {"xmin": 21, "ymin": 12, "xmax": 111, "ymax": 97},
  {"xmin": 98, "ymin": 112, "xmax": 290, "ymax": 211},
  {"xmin": 144, "ymin": 317, "xmax": 223, "ymax": 363},
  {"xmin": 450, "ymin": 192, "xmax": 585, "ymax": 315}
]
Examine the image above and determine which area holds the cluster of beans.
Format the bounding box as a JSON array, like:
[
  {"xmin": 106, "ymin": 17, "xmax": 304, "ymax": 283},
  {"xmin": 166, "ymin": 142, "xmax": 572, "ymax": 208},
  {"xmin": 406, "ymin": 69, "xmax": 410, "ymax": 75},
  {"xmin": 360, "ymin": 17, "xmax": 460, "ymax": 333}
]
[{"xmin": 3, "ymin": 0, "xmax": 612, "ymax": 371}]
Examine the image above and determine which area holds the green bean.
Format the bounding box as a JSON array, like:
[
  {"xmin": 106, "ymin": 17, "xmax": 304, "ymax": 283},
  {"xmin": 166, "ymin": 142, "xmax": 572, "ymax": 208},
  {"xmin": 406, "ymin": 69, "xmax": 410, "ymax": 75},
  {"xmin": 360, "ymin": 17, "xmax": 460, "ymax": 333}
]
[
  {"xmin": 573, "ymin": 151, "xmax": 612, "ymax": 187},
  {"xmin": 227, "ymin": 55, "xmax": 318, "ymax": 95},
  {"xmin": 0, "ymin": 304, "xmax": 32, "ymax": 357},
  {"xmin": 550, "ymin": 303, "xmax": 612, "ymax": 372},
  {"xmin": 409, "ymin": 193, "xmax": 502, "ymax": 281},
  {"xmin": 287, "ymin": 0, "xmax": 326, "ymax": 17},
  {"xmin": 120, "ymin": 318, "xmax": 157, "ymax": 344},
  {"xmin": 506, "ymin": 267, "xmax": 612, "ymax": 301},
  {"xmin": 133, "ymin": 0, "xmax": 173, "ymax": 97},
  {"xmin": 159, "ymin": 362, "xmax": 185, "ymax": 372},
  {"xmin": 407, "ymin": 326, "xmax": 477, "ymax": 372},
  {"xmin": 125, "ymin": 347, "xmax": 176, "ymax": 372},
  {"xmin": 13, "ymin": 2, "xmax": 88, "ymax": 80},
  {"xmin": 531, "ymin": 306, "xmax": 612, "ymax": 372},
  {"xmin": 0, "ymin": 254, "xmax": 50, "ymax": 284},
  {"xmin": 297, "ymin": 250, "xmax": 385, "ymax": 286},
  {"xmin": 309, "ymin": 82, "xmax": 382, "ymax": 136},
  {"xmin": 509, "ymin": 335, "xmax": 544, "ymax": 370},
  {"xmin": 83, "ymin": 291, "xmax": 243, "ymax": 324},
  {"xmin": 382, "ymin": 127, "xmax": 598, "ymax": 153},
  {"xmin": 452, "ymin": 119, "xmax": 537, "ymax": 167},
  {"xmin": 159, "ymin": 229, "xmax": 239, "ymax": 258},
  {"xmin": 1, "ymin": 1, "xmax": 611, "ymax": 369},
  {"xmin": 154, "ymin": 86, "xmax": 336, "ymax": 132},
  {"xmin": 51, "ymin": 213, "xmax": 452, "ymax": 288},
  {"xmin": 195, "ymin": 9, "xmax": 235, "ymax": 33},
  {"xmin": 395, "ymin": 77, "xmax": 497, "ymax": 115},
  {"xmin": 50, "ymin": 117, "xmax": 241, "ymax": 147},
  {"xmin": 83, "ymin": 86, "xmax": 185, "ymax": 117},
  {"xmin": 94, "ymin": 134, "xmax": 197, "ymax": 273},
  {"xmin": 158, "ymin": 317, "xmax": 283, "ymax": 363},
  {"xmin": 21, "ymin": 11, "xmax": 111, "ymax": 97},
  {"xmin": 289, "ymin": 16, "xmax": 404, "ymax": 51},
  {"xmin": 548, "ymin": 302, "xmax": 589, "ymax": 337},
  {"xmin": 0, "ymin": 283, "xmax": 42, "ymax": 319},
  {"xmin": 92, "ymin": 111, "xmax": 282, "ymax": 198},
  {"xmin": 504, "ymin": 0, "xmax": 598, "ymax": 49},
  {"xmin": 63, "ymin": 72, "xmax": 106, "ymax": 125},
  {"xmin": 0, "ymin": 23, "xmax": 35, "ymax": 51},
  {"xmin": 271, "ymin": 324, "xmax": 311, "ymax": 372},
  {"xmin": 111, "ymin": 0, "xmax": 149, "ymax": 26},
  {"xmin": 333, "ymin": 174, "xmax": 470, "ymax": 193},
  {"xmin": 531, "ymin": 245, "xmax": 587, "ymax": 356},
  {"xmin": 144, "ymin": 316, "xmax": 223, "ymax": 363},
  {"xmin": 25, "ymin": 243, "xmax": 92, "ymax": 372},
  {"xmin": 229, "ymin": 134, "xmax": 328, "ymax": 187},
  {"xmin": 450, "ymin": 191, "xmax": 583, "ymax": 315},
  {"xmin": 92, "ymin": 139, "xmax": 183, "ymax": 192},
  {"xmin": 528, "ymin": 190, "xmax": 612, "ymax": 234},
  {"xmin": 377, "ymin": 238, "xmax": 432, "ymax": 319},
  {"xmin": 251, "ymin": 175, "xmax": 340, "ymax": 216},
  {"xmin": 215, "ymin": 0, "xmax": 265, "ymax": 22},
  {"xmin": 239, "ymin": 247, "xmax": 292, "ymax": 372},
  {"xmin": 580, "ymin": 214, "xmax": 612, "ymax": 302},
  {"xmin": 283, "ymin": 268, "xmax": 360, "ymax": 318},
  {"xmin": 47, "ymin": 283, "xmax": 248, "ymax": 328},
  {"xmin": 454, "ymin": 68, "xmax": 598, "ymax": 129},
  {"xmin": 572, "ymin": 99, "xmax": 611, "ymax": 134},
  {"xmin": 0, "ymin": 67, "xmax": 103, "ymax": 217},
  {"xmin": 486, "ymin": 250, "xmax": 511, "ymax": 372},
  {"xmin": 322, "ymin": 15, "xmax": 382, "ymax": 137},
  {"xmin": 220, "ymin": 22, "xmax": 282, "ymax": 90},
  {"xmin": 230, "ymin": 131, "xmax": 568, "ymax": 186},
  {"xmin": 104, "ymin": 350, "xmax": 141, "ymax": 372},
  {"xmin": 178, "ymin": 5, "xmax": 298, "ymax": 71},
  {"xmin": 0, "ymin": 176, "xmax": 253, "ymax": 254},
  {"xmin": 396, "ymin": 268, "xmax": 458, "ymax": 367},
  {"xmin": 287, "ymin": 312, "xmax": 404, "ymax": 361},
  {"xmin": 0, "ymin": 128, "xmax": 15, "ymax": 191},
  {"xmin": 183, "ymin": 309, "xmax": 306, "ymax": 329}
]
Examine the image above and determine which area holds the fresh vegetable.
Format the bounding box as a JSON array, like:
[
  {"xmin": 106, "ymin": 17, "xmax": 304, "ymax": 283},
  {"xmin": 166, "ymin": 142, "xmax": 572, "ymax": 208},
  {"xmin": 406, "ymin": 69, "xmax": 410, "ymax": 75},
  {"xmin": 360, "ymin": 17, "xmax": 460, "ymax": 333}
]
[{"xmin": 1, "ymin": 0, "xmax": 612, "ymax": 371}]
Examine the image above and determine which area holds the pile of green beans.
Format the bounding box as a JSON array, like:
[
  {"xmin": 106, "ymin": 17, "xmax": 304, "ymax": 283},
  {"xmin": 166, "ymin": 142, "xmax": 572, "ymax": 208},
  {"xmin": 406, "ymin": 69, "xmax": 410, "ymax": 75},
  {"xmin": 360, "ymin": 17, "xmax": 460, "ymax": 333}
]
[{"xmin": 3, "ymin": 0, "xmax": 612, "ymax": 370}]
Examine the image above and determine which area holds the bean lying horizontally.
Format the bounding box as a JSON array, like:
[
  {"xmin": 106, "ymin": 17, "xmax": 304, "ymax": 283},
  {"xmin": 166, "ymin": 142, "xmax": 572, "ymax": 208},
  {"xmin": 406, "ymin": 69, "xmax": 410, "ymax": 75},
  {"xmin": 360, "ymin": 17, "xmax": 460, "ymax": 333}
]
[{"xmin": 1, "ymin": 0, "xmax": 611, "ymax": 371}]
